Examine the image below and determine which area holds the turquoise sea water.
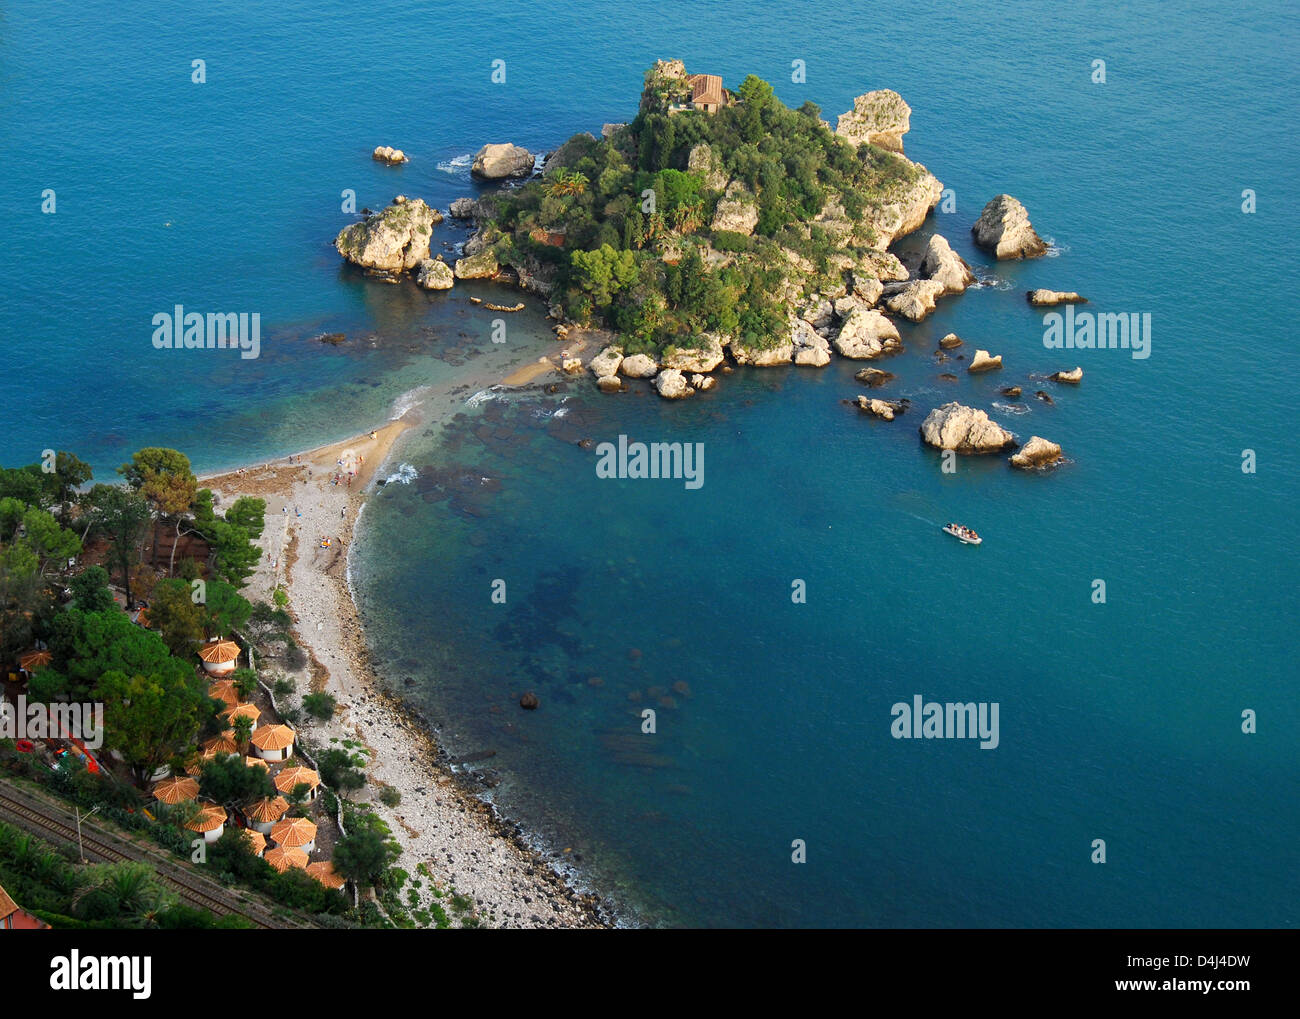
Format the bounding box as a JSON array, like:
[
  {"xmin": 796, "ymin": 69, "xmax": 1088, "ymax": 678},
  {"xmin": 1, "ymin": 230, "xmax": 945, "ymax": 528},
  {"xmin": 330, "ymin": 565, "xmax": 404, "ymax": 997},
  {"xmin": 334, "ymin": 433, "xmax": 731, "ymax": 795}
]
[{"xmin": 2, "ymin": 1, "xmax": 1296, "ymax": 926}]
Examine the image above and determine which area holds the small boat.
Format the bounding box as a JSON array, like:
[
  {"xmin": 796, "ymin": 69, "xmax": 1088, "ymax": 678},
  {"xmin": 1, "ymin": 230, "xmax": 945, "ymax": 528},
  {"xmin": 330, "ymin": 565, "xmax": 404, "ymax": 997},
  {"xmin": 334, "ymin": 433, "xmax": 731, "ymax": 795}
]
[{"xmin": 943, "ymin": 523, "xmax": 982, "ymax": 545}]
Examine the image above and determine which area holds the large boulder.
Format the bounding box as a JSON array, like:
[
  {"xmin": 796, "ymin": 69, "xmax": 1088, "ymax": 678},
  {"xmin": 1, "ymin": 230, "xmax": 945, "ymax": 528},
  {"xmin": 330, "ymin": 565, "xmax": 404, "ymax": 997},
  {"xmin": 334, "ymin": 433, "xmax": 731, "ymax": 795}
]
[
  {"xmin": 835, "ymin": 90, "xmax": 912, "ymax": 152},
  {"xmin": 471, "ymin": 143, "xmax": 535, "ymax": 180},
  {"xmin": 372, "ymin": 145, "xmax": 408, "ymax": 165},
  {"xmin": 453, "ymin": 251, "xmax": 499, "ymax": 279},
  {"xmin": 834, "ymin": 308, "xmax": 902, "ymax": 359},
  {"xmin": 919, "ymin": 402, "xmax": 1016, "ymax": 453},
  {"xmin": 687, "ymin": 143, "xmax": 729, "ymax": 192},
  {"xmin": 1009, "ymin": 436, "xmax": 1064, "ymax": 470},
  {"xmin": 971, "ymin": 195, "xmax": 1047, "ymax": 259},
  {"xmin": 334, "ymin": 198, "xmax": 438, "ymax": 272},
  {"xmin": 661, "ymin": 334, "xmax": 726, "ymax": 373},
  {"xmin": 967, "ymin": 349, "xmax": 1003, "ymax": 372},
  {"xmin": 850, "ymin": 273, "xmax": 885, "ymax": 306},
  {"xmin": 920, "ymin": 234, "xmax": 976, "ymax": 294},
  {"xmin": 415, "ymin": 258, "xmax": 454, "ymax": 291},
  {"xmin": 1027, "ymin": 288, "xmax": 1086, "ymax": 306},
  {"xmin": 710, "ymin": 183, "xmax": 759, "ymax": 235},
  {"xmin": 791, "ymin": 318, "xmax": 831, "ymax": 367},
  {"xmin": 885, "ymin": 279, "xmax": 946, "ymax": 322},
  {"xmin": 620, "ymin": 353, "xmax": 660, "ymax": 378},
  {"xmin": 727, "ymin": 336, "xmax": 793, "ymax": 366},
  {"xmin": 589, "ymin": 346, "xmax": 624, "ymax": 379},
  {"xmin": 448, "ymin": 197, "xmax": 486, "ymax": 220},
  {"xmin": 653, "ymin": 369, "xmax": 692, "ymax": 399}
]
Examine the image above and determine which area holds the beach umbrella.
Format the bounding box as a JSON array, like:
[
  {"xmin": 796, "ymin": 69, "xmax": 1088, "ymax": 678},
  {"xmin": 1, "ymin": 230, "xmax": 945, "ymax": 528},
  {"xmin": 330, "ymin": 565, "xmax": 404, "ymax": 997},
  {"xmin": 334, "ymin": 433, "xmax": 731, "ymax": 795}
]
[
  {"xmin": 274, "ymin": 765, "xmax": 321, "ymax": 796},
  {"xmin": 183, "ymin": 803, "xmax": 227, "ymax": 834},
  {"xmin": 207, "ymin": 679, "xmax": 240, "ymax": 710},
  {"xmin": 197, "ymin": 639, "xmax": 241, "ymax": 665},
  {"xmin": 201, "ymin": 731, "xmax": 239, "ymax": 755},
  {"xmin": 306, "ymin": 861, "xmax": 346, "ymax": 889},
  {"xmin": 263, "ymin": 846, "xmax": 309, "ymax": 873},
  {"xmin": 221, "ymin": 702, "xmax": 261, "ymax": 727},
  {"xmin": 249, "ymin": 724, "xmax": 295, "ymax": 757},
  {"xmin": 17, "ymin": 649, "xmax": 51, "ymax": 671},
  {"xmin": 270, "ymin": 817, "xmax": 317, "ymax": 849},
  {"xmin": 245, "ymin": 796, "xmax": 290, "ymax": 825},
  {"xmin": 240, "ymin": 830, "xmax": 267, "ymax": 857},
  {"xmin": 151, "ymin": 776, "xmax": 199, "ymax": 805}
]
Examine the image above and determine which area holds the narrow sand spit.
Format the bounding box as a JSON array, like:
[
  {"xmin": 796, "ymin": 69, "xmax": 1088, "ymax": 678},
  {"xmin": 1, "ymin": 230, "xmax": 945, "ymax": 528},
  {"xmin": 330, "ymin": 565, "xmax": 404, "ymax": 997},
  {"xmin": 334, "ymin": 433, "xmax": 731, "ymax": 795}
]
[{"xmin": 203, "ymin": 410, "xmax": 607, "ymax": 928}]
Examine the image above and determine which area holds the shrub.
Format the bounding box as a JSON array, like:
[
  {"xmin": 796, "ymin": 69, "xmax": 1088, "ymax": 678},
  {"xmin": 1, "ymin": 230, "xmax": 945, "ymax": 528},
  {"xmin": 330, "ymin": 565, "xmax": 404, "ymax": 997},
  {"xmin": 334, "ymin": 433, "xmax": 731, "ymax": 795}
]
[
  {"xmin": 302, "ymin": 692, "xmax": 336, "ymax": 721},
  {"xmin": 379, "ymin": 786, "xmax": 401, "ymax": 808}
]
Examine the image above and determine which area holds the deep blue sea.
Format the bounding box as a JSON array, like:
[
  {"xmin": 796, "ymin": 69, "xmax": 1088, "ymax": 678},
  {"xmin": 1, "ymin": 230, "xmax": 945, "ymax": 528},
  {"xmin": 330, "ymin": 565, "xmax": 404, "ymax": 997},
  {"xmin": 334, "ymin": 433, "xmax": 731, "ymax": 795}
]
[{"xmin": 2, "ymin": 1, "xmax": 1296, "ymax": 927}]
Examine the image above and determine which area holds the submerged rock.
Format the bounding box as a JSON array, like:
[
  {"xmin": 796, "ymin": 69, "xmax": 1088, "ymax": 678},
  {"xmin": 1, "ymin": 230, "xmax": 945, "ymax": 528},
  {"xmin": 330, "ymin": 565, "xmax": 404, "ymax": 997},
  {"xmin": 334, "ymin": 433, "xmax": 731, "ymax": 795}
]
[
  {"xmin": 971, "ymin": 194, "xmax": 1047, "ymax": 260},
  {"xmin": 856, "ymin": 396, "xmax": 909, "ymax": 420},
  {"xmin": 1000, "ymin": 386, "xmax": 1022, "ymax": 399},
  {"xmin": 919, "ymin": 402, "xmax": 1016, "ymax": 452},
  {"xmin": 1009, "ymin": 435, "xmax": 1064, "ymax": 470},
  {"xmin": 334, "ymin": 198, "xmax": 439, "ymax": 272},
  {"xmin": 1035, "ymin": 390, "xmax": 1054, "ymax": 404},
  {"xmin": 519, "ymin": 692, "xmax": 539, "ymax": 710},
  {"xmin": 472, "ymin": 143, "xmax": 535, "ymax": 180},
  {"xmin": 855, "ymin": 367, "xmax": 896, "ymax": 387},
  {"xmin": 1027, "ymin": 288, "xmax": 1086, "ymax": 306}
]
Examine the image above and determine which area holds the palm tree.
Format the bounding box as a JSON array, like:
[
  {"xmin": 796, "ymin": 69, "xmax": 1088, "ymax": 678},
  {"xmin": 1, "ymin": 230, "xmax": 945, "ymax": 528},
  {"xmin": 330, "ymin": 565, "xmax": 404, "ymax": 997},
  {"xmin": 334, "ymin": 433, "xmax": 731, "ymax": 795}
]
[
  {"xmin": 71, "ymin": 862, "xmax": 175, "ymax": 927},
  {"xmin": 544, "ymin": 170, "xmax": 588, "ymax": 198}
]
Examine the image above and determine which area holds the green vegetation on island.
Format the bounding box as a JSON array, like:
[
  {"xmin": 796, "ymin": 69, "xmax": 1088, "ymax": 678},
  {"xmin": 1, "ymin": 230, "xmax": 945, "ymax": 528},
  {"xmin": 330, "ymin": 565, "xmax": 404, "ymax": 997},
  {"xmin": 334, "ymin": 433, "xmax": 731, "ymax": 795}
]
[{"xmin": 471, "ymin": 62, "xmax": 930, "ymax": 355}]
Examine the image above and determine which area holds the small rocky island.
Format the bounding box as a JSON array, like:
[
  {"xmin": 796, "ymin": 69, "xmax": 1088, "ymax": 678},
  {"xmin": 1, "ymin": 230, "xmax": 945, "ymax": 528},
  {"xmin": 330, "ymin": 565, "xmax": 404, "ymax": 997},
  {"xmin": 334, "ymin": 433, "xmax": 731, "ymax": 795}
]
[{"xmin": 333, "ymin": 60, "xmax": 1082, "ymax": 473}]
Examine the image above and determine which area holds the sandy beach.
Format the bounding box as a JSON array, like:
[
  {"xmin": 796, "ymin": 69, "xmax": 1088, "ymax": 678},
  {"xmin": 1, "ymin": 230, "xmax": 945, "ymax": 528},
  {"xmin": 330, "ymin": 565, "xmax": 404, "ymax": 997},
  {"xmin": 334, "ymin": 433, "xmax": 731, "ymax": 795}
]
[{"xmin": 202, "ymin": 359, "xmax": 610, "ymax": 928}]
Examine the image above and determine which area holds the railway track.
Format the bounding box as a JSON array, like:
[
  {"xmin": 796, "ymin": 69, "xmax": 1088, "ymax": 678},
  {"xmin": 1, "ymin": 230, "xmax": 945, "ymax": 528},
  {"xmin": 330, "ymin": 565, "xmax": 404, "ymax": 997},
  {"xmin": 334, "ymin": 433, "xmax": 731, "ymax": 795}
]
[{"xmin": 0, "ymin": 782, "xmax": 310, "ymax": 929}]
